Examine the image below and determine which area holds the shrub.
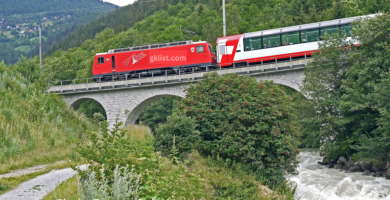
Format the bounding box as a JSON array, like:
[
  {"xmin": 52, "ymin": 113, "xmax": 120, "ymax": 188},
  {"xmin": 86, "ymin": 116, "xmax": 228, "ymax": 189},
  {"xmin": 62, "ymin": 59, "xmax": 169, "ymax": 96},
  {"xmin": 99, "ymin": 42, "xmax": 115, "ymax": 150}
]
[
  {"xmin": 154, "ymin": 113, "xmax": 200, "ymax": 158},
  {"xmin": 178, "ymin": 72, "xmax": 300, "ymax": 182},
  {"xmin": 78, "ymin": 165, "xmax": 141, "ymax": 200},
  {"xmin": 76, "ymin": 121, "xmax": 154, "ymax": 179}
]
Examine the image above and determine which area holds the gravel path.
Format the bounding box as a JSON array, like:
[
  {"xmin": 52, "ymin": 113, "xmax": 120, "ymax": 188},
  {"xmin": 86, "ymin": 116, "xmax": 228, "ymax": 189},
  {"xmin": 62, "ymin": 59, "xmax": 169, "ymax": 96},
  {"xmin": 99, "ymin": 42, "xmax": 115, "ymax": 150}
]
[
  {"xmin": 0, "ymin": 161, "xmax": 65, "ymax": 179},
  {"xmin": 0, "ymin": 165, "xmax": 87, "ymax": 200}
]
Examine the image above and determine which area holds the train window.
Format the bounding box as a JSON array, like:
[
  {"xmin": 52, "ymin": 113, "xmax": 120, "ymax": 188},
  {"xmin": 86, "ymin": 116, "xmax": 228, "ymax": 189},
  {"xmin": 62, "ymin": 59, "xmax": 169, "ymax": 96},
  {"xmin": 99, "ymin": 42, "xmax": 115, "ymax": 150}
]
[
  {"xmin": 321, "ymin": 26, "xmax": 340, "ymax": 37},
  {"xmin": 98, "ymin": 57, "xmax": 104, "ymax": 64},
  {"xmin": 218, "ymin": 45, "xmax": 225, "ymax": 55},
  {"xmin": 196, "ymin": 45, "xmax": 204, "ymax": 53},
  {"xmin": 281, "ymin": 31, "xmax": 300, "ymax": 45},
  {"xmin": 244, "ymin": 39, "xmax": 251, "ymax": 51},
  {"xmin": 341, "ymin": 24, "xmax": 352, "ymax": 37},
  {"xmin": 251, "ymin": 37, "xmax": 262, "ymax": 50},
  {"xmin": 208, "ymin": 46, "xmax": 214, "ymax": 53},
  {"xmin": 301, "ymin": 29, "xmax": 320, "ymax": 43},
  {"xmin": 263, "ymin": 35, "xmax": 280, "ymax": 48}
]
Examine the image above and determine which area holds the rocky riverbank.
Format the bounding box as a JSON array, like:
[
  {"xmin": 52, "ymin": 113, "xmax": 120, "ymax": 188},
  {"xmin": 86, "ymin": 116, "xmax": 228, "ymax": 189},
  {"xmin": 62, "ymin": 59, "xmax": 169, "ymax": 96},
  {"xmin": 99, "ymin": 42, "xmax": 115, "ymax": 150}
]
[{"xmin": 318, "ymin": 153, "xmax": 390, "ymax": 179}]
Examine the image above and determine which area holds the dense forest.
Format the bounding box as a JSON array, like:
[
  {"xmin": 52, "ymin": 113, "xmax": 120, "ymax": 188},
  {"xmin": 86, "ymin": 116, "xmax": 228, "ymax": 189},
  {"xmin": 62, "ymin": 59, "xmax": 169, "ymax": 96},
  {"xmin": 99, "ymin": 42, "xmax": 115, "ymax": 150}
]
[
  {"xmin": 46, "ymin": 0, "xmax": 390, "ymax": 56},
  {"xmin": 45, "ymin": 0, "xmax": 175, "ymax": 55}
]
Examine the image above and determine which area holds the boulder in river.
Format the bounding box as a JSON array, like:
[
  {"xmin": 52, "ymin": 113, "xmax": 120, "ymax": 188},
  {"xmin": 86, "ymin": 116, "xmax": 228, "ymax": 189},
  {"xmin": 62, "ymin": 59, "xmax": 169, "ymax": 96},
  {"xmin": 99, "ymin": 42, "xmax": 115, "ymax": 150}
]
[
  {"xmin": 386, "ymin": 169, "xmax": 390, "ymax": 180},
  {"xmin": 355, "ymin": 160, "xmax": 373, "ymax": 171},
  {"xmin": 337, "ymin": 156, "xmax": 347, "ymax": 165},
  {"xmin": 334, "ymin": 163, "xmax": 343, "ymax": 169},
  {"xmin": 344, "ymin": 160, "xmax": 354, "ymax": 170},
  {"xmin": 372, "ymin": 171, "xmax": 384, "ymax": 177},
  {"xmin": 346, "ymin": 165, "xmax": 362, "ymax": 173},
  {"xmin": 362, "ymin": 170, "xmax": 371, "ymax": 176},
  {"xmin": 373, "ymin": 164, "xmax": 386, "ymax": 173}
]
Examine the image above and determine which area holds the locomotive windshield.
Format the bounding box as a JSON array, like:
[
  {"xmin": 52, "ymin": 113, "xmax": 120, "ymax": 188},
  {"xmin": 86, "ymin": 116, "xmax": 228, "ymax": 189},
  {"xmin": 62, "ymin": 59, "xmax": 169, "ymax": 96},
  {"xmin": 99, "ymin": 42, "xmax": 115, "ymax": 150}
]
[{"xmin": 208, "ymin": 46, "xmax": 214, "ymax": 54}]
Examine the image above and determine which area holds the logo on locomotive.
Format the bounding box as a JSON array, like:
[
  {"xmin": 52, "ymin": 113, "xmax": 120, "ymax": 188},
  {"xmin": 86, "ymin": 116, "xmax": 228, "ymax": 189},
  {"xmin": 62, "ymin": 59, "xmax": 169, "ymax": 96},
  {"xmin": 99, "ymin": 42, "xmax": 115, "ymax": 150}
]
[{"xmin": 122, "ymin": 52, "xmax": 147, "ymax": 67}]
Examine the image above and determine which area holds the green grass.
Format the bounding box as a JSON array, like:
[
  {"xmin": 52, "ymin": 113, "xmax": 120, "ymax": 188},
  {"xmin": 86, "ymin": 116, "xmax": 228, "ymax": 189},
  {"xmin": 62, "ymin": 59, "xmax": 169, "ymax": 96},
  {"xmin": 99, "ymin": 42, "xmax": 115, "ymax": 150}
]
[
  {"xmin": 2, "ymin": 31, "xmax": 14, "ymax": 38},
  {"xmin": 0, "ymin": 61, "xmax": 98, "ymax": 174},
  {"xmin": 14, "ymin": 45, "xmax": 32, "ymax": 52},
  {"xmin": 42, "ymin": 175, "xmax": 79, "ymax": 200}
]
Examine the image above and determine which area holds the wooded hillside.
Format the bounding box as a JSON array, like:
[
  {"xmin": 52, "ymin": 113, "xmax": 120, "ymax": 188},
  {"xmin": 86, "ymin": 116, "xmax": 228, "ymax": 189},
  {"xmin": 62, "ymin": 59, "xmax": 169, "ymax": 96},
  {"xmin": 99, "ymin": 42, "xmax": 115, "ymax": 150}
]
[{"xmin": 0, "ymin": 0, "xmax": 115, "ymax": 16}]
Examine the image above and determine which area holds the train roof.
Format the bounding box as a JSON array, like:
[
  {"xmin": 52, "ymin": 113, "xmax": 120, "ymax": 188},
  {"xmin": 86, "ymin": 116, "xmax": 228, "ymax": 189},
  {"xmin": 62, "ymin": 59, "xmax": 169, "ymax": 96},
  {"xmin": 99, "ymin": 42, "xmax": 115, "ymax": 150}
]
[
  {"xmin": 103, "ymin": 40, "xmax": 209, "ymax": 55},
  {"xmin": 244, "ymin": 13, "xmax": 379, "ymax": 39}
]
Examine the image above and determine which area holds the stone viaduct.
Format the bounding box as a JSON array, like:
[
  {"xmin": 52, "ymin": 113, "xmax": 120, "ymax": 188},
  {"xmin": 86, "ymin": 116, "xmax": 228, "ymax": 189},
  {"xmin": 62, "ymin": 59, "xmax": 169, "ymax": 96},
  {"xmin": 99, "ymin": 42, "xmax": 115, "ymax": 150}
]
[{"xmin": 48, "ymin": 59, "xmax": 307, "ymax": 127}]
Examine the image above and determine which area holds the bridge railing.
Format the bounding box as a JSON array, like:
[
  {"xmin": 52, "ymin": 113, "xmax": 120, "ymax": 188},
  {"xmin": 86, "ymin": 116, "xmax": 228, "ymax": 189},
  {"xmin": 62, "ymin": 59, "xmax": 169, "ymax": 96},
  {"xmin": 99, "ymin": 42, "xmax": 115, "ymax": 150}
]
[{"xmin": 47, "ymin": 55, "xmax": 310, "ymax": 94}]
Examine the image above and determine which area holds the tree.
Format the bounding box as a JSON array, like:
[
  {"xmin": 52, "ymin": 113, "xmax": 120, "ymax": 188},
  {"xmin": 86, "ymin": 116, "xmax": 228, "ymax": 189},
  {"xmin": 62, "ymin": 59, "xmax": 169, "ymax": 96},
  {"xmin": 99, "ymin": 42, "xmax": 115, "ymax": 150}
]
[
  {"xmin": 11, "ymin": 29, "xmax": 18, "ymax": 35},
  {"xmin": 300, "ymin": 14, "xmax": 390, "ymax": 163},
  {"xmin": 178, "ymin": 72, "xmax": 299, "ymax": 182},
  {"xmin": 154, "ymin": 113, "xmax": 200, "ymax": 158}
]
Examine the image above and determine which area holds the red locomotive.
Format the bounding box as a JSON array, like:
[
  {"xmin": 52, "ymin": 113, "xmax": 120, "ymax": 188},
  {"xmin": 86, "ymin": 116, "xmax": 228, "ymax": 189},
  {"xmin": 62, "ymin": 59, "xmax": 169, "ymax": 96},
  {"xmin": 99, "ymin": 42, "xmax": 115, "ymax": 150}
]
[{"xmin": 92, "ymin": 40, "xmax": 216, "ymax": 81}]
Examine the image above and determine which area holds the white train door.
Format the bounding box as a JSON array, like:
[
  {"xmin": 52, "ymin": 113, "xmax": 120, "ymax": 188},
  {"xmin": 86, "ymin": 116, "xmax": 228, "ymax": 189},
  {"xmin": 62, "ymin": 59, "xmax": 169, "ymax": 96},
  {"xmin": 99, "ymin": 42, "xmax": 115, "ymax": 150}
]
[{"xmin": 217, "ymin": 39, "xmax": 227, "ymax": 64}]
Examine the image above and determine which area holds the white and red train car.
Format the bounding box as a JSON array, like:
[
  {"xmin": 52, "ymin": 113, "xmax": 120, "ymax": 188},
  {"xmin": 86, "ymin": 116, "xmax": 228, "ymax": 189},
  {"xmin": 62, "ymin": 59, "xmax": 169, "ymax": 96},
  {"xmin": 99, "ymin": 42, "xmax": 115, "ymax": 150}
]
[
  {"xmin": 216, "ymin": 14, "xmax": 377, "ymax": 67},
  {"xmin": 92, "ymin": 40, "xmax": 217, "ymax": 81}
]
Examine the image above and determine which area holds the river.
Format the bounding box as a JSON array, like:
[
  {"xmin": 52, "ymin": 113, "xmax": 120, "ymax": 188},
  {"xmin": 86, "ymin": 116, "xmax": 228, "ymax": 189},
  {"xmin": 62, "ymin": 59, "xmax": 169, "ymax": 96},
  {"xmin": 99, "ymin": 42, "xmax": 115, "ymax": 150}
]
[{"xmin": 289, "ymin": 150, "xmax": 390, "ymax": 200}]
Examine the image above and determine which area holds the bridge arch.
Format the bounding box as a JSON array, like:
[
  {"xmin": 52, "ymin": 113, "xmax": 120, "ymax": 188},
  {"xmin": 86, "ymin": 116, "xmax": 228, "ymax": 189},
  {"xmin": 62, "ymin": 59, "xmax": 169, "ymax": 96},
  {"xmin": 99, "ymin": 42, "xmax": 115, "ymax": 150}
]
[
  {"xmin": 265, "ymin": 79, "xmax": 301, "ymax": 92},
  {"xmin": 125, "ymin": 94, "xmax": 183, "ymax": 125},
  {"xmin": 255, "ymin": 69, "xmax": 303, "ymax": 93}
]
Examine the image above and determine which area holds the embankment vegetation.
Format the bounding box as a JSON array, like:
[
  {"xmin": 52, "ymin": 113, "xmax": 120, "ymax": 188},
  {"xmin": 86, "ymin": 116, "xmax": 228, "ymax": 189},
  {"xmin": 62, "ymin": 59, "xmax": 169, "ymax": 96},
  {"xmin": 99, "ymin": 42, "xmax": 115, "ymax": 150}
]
[
  {"xmin": 0, "ymin": 61, "xmax": 96, "ymax": 173},
  {"xmin": 50, "ymin": 122, "xmax": 295, "ymax": 199}
]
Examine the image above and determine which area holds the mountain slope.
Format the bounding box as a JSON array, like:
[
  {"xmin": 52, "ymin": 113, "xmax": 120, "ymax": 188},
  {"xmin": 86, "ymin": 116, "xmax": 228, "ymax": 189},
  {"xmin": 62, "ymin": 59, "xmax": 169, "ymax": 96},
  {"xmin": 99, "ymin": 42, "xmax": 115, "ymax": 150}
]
[
  {"xmin": 45, "ymin": 0, "xmax": 172, "ymax": 55},
  {"xmin": 0, "ymin": 0, "xmax": 115, "ymax": 16},
  {"xmin": 0, "ymin": 0, "xmax": 115, "ymax": 65}
]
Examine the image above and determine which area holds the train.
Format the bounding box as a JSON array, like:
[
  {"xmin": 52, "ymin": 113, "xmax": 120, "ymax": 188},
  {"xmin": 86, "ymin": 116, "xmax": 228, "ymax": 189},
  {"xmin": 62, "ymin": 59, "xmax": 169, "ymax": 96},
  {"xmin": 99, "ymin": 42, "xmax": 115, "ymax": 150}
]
[
  {"xmin": 92, "ymin": 14, "xmax": 377, "ymax": 81},
  {"xmin": 92, "ymin": 40, "xmax": 216, "ymax": 81}
]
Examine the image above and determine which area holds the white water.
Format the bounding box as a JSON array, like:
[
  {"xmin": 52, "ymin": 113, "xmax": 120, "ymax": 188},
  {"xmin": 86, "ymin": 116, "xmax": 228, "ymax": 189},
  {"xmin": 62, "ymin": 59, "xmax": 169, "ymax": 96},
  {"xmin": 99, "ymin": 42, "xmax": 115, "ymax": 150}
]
[{"xmin": 289, "ymin": 150, "xmax": 390, "ymax": 200}]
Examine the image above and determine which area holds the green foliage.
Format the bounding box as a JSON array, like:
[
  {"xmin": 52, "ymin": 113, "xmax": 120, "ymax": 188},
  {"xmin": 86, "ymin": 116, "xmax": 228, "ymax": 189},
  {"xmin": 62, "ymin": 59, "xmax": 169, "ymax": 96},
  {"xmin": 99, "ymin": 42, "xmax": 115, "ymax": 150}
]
[
  {"xmin": 76, "ymin": 122, "xmax": 294, "ymax": 199},
  {"xmin": 137, "ymin": 96, "xmax": 181, "ymax": 131},
  {"xmin": 300, "ymin": 14, "xmax": 390, "ymax": 163},
  {"xmin": 154, "ymin": 113, "xmax": 200, "ymax": 158},
  {"xmin": 178, "ymin": 72, "xmax": 299, "ymax": 183},
  {"xmin": 76, "ymin": 121, "xmax": 154, "ymax": 179}
]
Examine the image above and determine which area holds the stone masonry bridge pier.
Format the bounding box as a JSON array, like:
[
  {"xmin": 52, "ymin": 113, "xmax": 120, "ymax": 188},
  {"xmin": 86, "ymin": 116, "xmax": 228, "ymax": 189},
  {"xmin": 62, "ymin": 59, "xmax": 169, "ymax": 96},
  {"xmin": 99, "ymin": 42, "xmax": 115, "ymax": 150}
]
[{"xmin": 48, "ymin": 59, "xmax": 308, "ymax": 127}]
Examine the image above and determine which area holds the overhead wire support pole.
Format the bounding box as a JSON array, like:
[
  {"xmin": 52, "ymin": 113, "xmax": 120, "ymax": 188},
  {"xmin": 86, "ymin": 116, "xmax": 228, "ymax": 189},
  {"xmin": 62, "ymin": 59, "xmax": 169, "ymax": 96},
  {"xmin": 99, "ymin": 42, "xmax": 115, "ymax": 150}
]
[
  {"xmin": 39, "ymin": 27, "xmax": 42, "ymax": 68},
  {"xmin": 222, "ymin": 0, "xmax": 226, "ymax": 37}
]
